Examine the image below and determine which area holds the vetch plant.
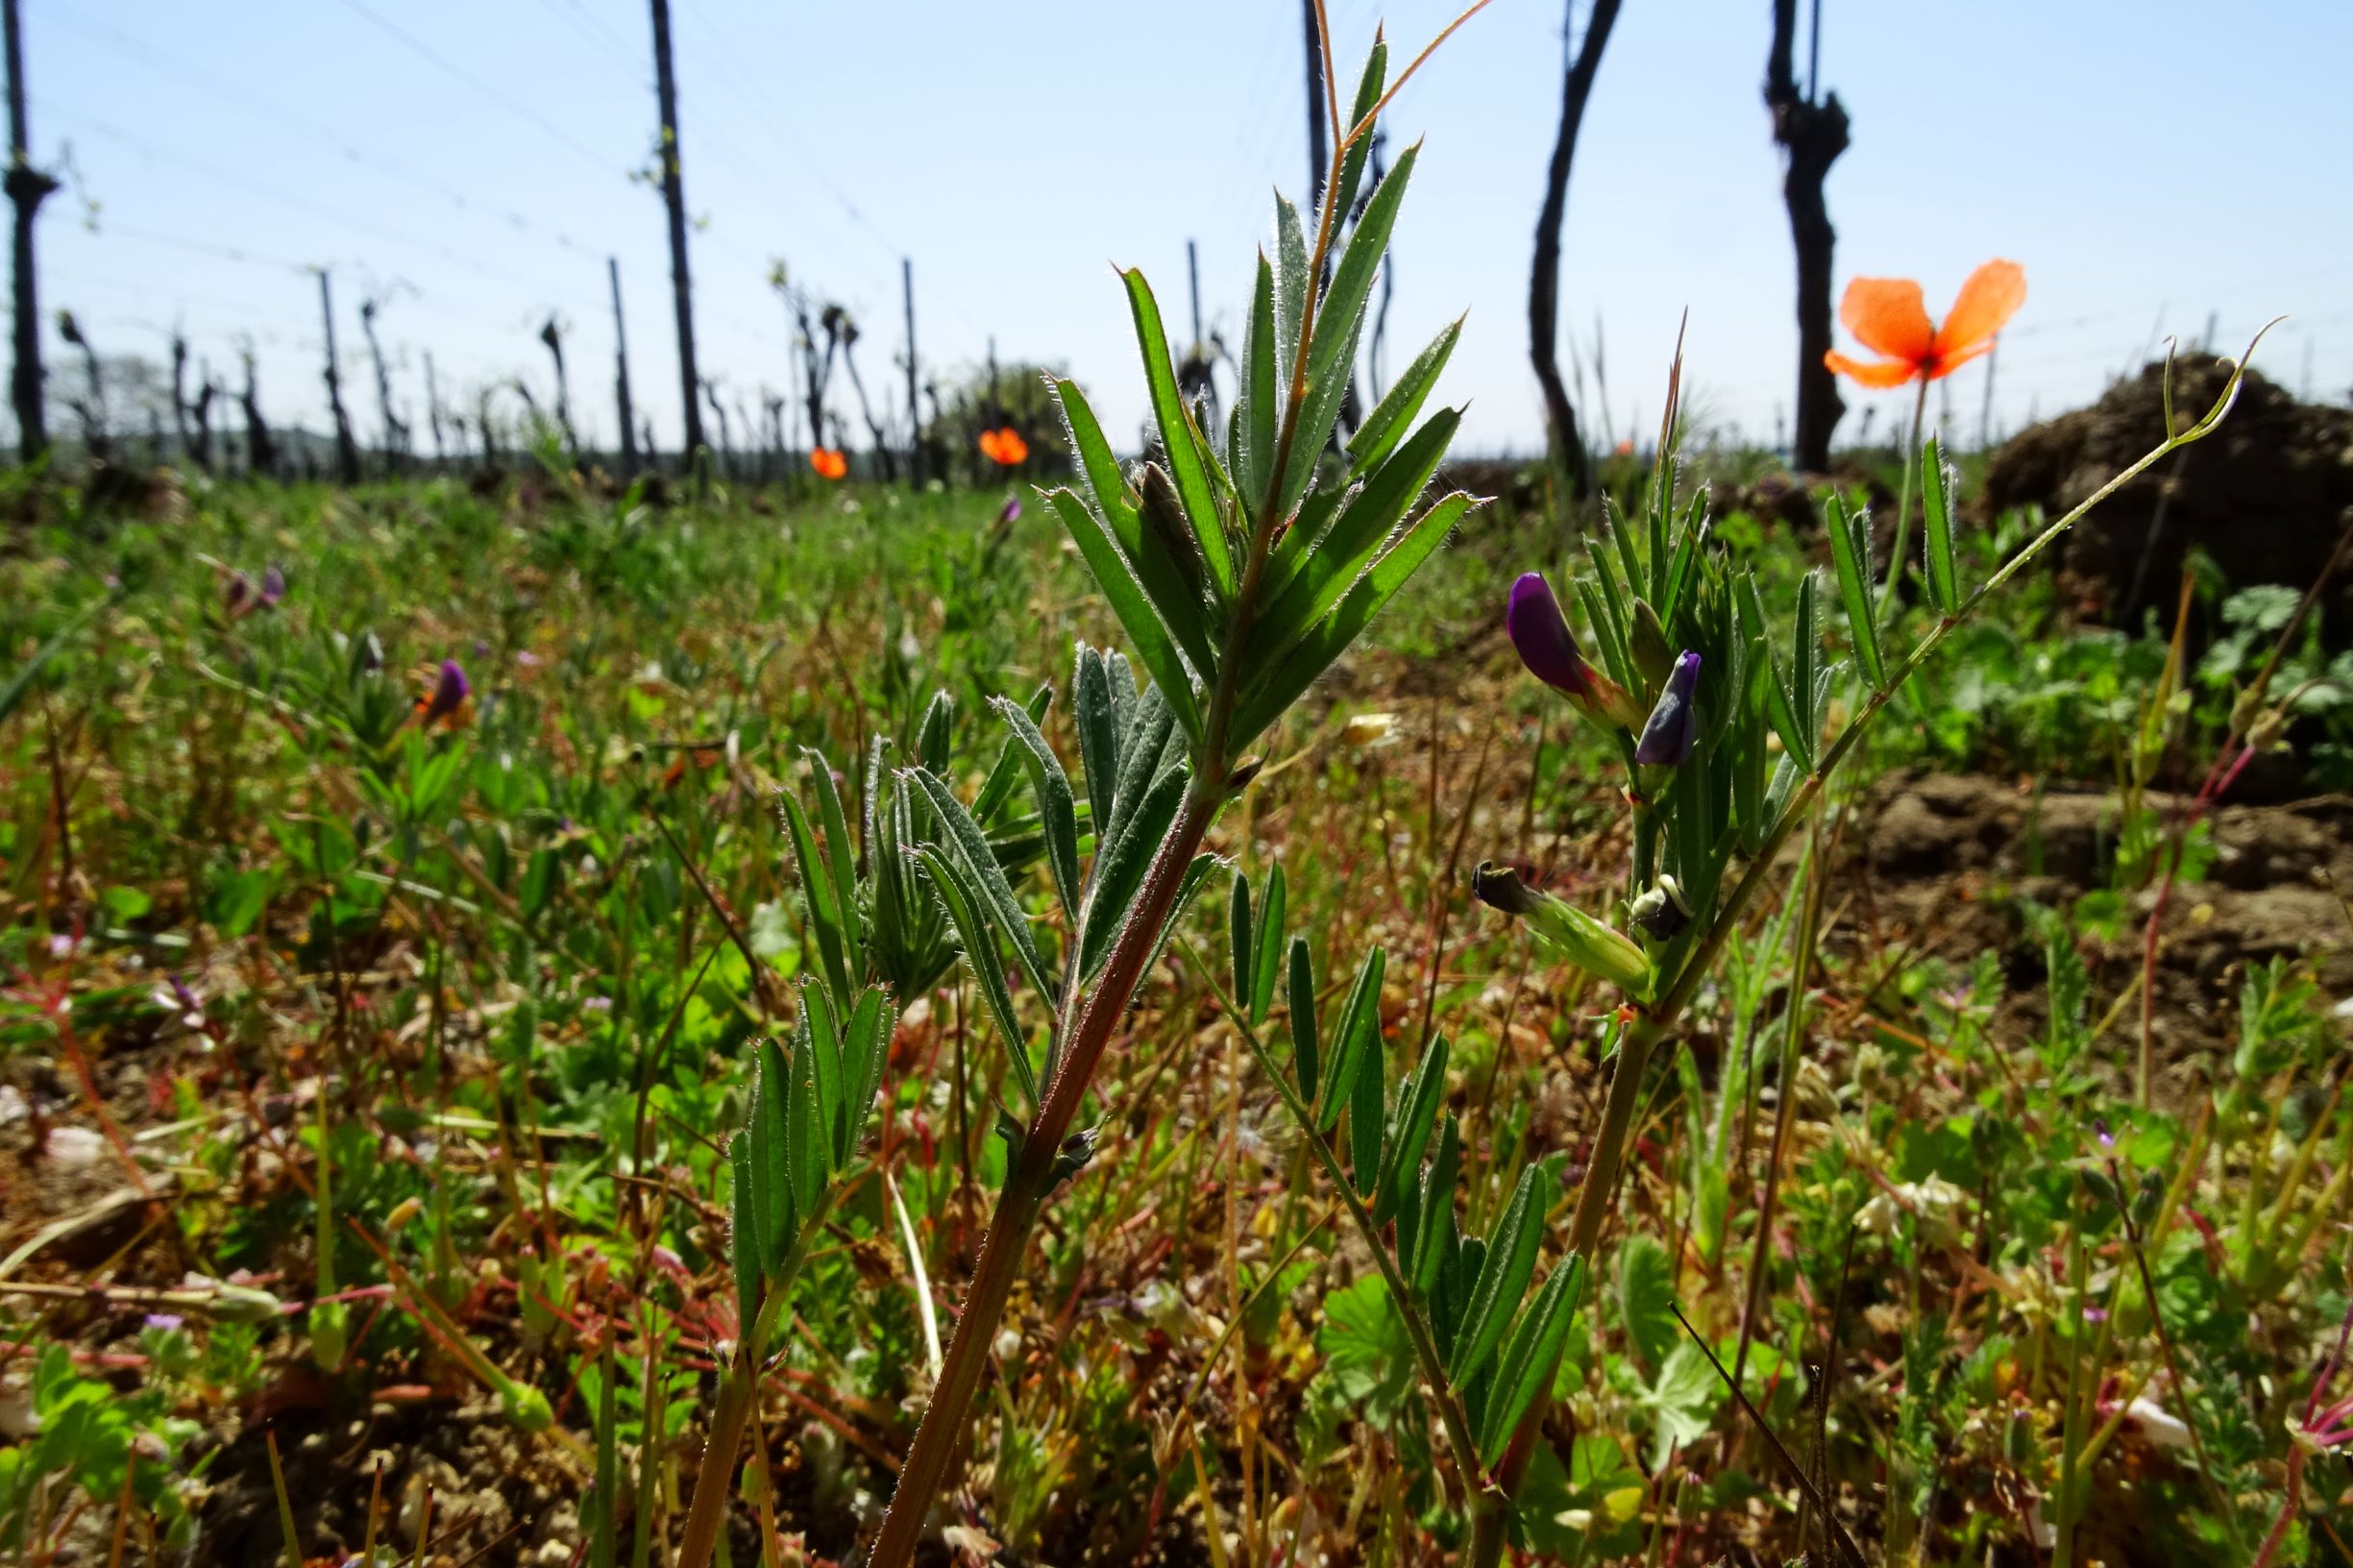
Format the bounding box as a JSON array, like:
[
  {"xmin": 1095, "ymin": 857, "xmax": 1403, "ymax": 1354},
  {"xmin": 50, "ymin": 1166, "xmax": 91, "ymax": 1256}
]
[
  {"xmin": 847, "ymin": 10, "xmax": 1495, "ymax": 1562},
  {"xmin": 1454, "ymin": 331, "xmax": 2271, "ymax": 1559}
]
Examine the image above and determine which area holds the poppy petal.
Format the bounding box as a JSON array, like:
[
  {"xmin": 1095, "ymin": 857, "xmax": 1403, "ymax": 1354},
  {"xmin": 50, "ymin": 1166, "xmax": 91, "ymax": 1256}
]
[
  {"xmin": 1824, "ymin": 350, "xmax": 1922, "ymax": 389},
  {"xmin": 1839, "ymin": 278, "xmax": 1935, "ymax": 363},
  {"xmin": 1933, "ymin": 259, "xmax": 2025, "ymax": 362},
  {"xmin": 1925, "ymin": 340, "xmax": 1996, "ymax": 381}
]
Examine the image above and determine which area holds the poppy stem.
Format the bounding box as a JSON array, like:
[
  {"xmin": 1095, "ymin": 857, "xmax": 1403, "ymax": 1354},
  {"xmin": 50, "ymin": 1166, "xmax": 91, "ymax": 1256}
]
[{"xmin": 1877, "ymin": 376, "xmax": 1930, "ymax": 624}]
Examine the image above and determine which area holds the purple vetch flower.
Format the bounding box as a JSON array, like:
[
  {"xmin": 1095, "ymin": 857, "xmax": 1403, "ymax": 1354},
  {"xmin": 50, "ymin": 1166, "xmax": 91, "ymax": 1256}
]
[
  {"xmin": 419, "ymin": 658, "xmax": 471, "ymax": 724},
  {"xmin": 1633, "ymin": 650, "xmax": 1702, "ymax": 767},
  {"xmin": 997, "ymin": 494, "xmax": 1022, "ymax": 527},
  {"xmin": 259, "ymin": 565, "xmax": 286, "ymax": 606},
  {"xmin": 143, "ymin": 1313, "xmax": 185, "ymax": 1333},
  {"xmin": 1507, "ymin": 573, "xmax": 1643, "ymax": 728}
]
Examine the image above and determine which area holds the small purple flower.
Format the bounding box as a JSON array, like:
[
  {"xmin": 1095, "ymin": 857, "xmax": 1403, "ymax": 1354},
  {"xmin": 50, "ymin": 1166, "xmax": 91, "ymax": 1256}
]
[
  {"xmin": 1508, "ymin": 574, "xmax": 1646, "ymax": 728},
  {"xmin": 259, "ymin": 565, "xmax": 286, "ymax": 607},
  {"xmin": 420, "ymin": 658, "xmax": 471, "ymax": 723},
  {"xmin": 997, "ymin": 494, "xmax": 1022, "ymax": 527},
  {"xmin": 1508, "ymin": 574, "xmax": 1594, "ymax": 697},
  {"xmin": 143, "ymin": 1313, "xmax": 185, "ymax": 1333},
  {"xmin": 1633, "ymin": 650, "xmax": 1702, "ymax": 767}
]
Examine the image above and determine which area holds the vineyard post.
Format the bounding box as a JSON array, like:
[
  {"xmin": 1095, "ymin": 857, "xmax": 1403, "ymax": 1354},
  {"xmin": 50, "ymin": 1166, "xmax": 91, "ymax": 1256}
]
[
  {"xmin": 424, "ymin": 350, "xmax": 447, "ymax": 464},
  {"xmin": 3, "ymin": 0, "xmax": 50, "ymax": 463},
  {"xmin": 609, "ymin": 256, "xmax": 639, "ymax": 476},
  {"xmin": 648, "ymin": 0, "xmax": 704, "ymax": 461},
  {"xmin": 1529, "ymin": 0, "xmax": 1622, "ymax": 501},
  {"xmin": 1301, "ymin": 0, "xmax": 1327, "ymax": 208},
  {"xmin": 900, "ymin": 257, "xmax": 919, "ymax": 483},
  {"xmin": 171, "ymin": 334, "xmax": 192, "ymax": 459},
  {"xmin": 317, "ymin": 268, "xmax": 360, "ymax": 485},
  {"xmin": 539, "ymin": 315, "xmax": 577, "ymax": 456},
  {"xmin": 1767, "ymin": 0, "xmax": 1848, "ymax": 471},
  {"xmin": 240, "ymin": 348, "xmax": 276, "ymax": 478},
  {"xmin": 1186, "ymin": 237, "xmax": 1204, "ymax": 356}
]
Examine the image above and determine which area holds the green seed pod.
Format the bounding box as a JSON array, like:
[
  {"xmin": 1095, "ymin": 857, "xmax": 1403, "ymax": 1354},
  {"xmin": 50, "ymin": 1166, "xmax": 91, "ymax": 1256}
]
[
  {"xmin": 1472, "ymin": 862, "xmax": 1651, "ymax": 994},
  {"xmin": 210, "ymin": 1283, "xmax": 285, "ymax": 1324},
  {"xmin": 501, "ymin": 1381, "xmax": 554, "ymax": 1433}
]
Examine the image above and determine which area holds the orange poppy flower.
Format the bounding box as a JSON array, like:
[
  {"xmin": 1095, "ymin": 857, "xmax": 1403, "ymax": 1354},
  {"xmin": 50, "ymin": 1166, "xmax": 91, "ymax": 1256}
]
[
  {"xmin": 978, "ymin": 427, "xmax": 1029, "ymax": 466},
  {"xmin": 1825, "ymin": 259, "xmax": 2025, "ymax": 387},
  {"xmin": 810, "ymin": 447, "xmax": 847, "ymax": 480}
]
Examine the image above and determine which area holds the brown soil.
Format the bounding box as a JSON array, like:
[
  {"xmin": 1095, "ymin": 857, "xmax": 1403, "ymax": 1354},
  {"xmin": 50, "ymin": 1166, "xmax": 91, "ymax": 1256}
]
[
  {"xmin": 1851, "ymin": 769, "xmax": 2351, "ymax": 1098},
  {"xmin": 1980, "ymin": 355, "xmax": 2353, "ymax": 632}
]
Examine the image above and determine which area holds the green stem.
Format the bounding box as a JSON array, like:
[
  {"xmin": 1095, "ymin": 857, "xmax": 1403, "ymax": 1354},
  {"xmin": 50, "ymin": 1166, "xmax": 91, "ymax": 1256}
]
[
  {"xmin": 1189, "ymin": 942, "xmax": 1491, "ymax": 1516},
  {"xmin": 1728, "ymin": 825, "xmax": 1823, "ymax": 1396},
  {"xmin": 2054, "ymin": 1233, "xmax": 2089, "ymax": 1568},
  {"xmin": 865, "ymin": 786, "xmax": 1224, "ymax": 1568},
  {"xmin": 674, "ymin": 1183, "xmax": 840, "ymax": 1568},
  {"xmin": 1876, "ymin": 377, "xmax": 1930, "ymax": 624}
]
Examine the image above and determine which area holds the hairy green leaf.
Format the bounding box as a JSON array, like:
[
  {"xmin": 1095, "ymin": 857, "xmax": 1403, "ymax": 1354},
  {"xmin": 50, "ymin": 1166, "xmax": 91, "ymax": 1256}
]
[
  {"xmin": 1347, "ymin": 316, "xmax": 1460, "ymax": 478},
  {"xmin": 1122, "ymin": 268, "xmax": 1236, "ymax": 600},
  {"xmin": 1448, "ymin": 1164, "xmax": 1547, "ymax": 1385},
  {"xmin": 1823, "ymin": 493, "xmax": 1885, "ymax": 689},
  {"xmin": 1316, "ymin": 944, "xmax": 1386, "ymax": 1133}
]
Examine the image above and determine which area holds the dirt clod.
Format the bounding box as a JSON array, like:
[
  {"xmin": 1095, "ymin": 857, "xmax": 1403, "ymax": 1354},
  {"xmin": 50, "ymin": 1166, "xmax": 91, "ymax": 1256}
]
[{"xmin": 1981, "ymin": 355, "xmax": 2353, "ymax": 632}]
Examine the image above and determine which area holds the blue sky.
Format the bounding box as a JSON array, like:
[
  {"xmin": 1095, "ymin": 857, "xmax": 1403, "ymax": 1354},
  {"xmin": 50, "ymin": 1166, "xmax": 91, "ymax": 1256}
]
[{"xmin": 31, "ymin": 0, "xmax": 2350, "ymax": 458}]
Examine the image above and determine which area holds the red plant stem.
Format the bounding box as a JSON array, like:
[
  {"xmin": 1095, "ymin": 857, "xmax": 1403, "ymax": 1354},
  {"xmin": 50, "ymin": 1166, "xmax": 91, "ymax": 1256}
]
[
  {"xmin": 865, "ymin": 784, "xmax": 1222, "ymax": 1568},
  {"xmin": 2248, "ymin": 1446, "xmax": 2305, "ymax": 1568}
]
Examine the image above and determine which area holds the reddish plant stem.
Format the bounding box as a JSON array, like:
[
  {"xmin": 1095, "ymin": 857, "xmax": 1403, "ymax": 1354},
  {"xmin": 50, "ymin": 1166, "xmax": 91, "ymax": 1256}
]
[{"xmin": 865, "ymin": 784, "xmax": 1222, "ymax": 1568}]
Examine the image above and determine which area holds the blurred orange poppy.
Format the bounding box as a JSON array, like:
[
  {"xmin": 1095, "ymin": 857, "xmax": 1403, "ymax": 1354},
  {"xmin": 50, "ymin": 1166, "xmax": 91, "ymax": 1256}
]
[
  {"xmin": 810, "ymin": 447, "xmax": 848, "ymax": 480},
  {"xmin": 1825, "ymin": 259, "xmax": 2025, "ymax": 387},
  {"xmin": 978, "ymin": 427, "xmax": 1029, "ymax": 466}
]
